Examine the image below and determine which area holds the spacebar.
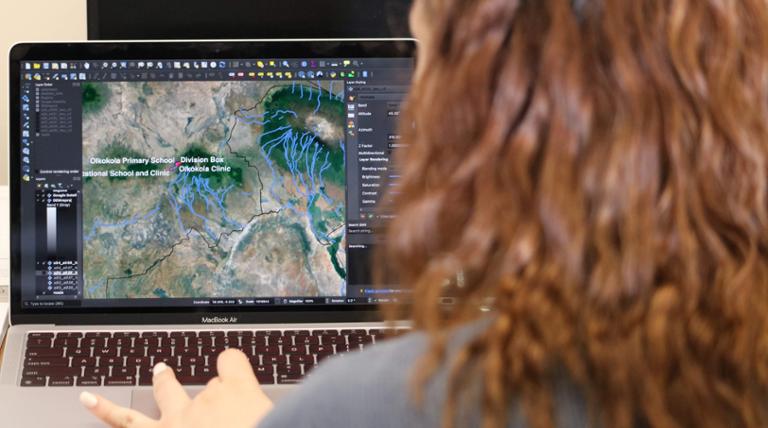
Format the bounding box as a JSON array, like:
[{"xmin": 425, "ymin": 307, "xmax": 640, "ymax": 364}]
[{"xmin": 176, "ymin": 376, "xmax": 213, "ymax": 385}]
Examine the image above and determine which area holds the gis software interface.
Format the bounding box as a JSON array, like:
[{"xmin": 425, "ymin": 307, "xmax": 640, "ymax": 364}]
[{"xmin": 17, "ymin": 57, "xmax": 413, "ymax": 309}]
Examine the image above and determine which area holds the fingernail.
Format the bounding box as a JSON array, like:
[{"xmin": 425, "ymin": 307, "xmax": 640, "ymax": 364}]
[
  {"xmin": 79, "ymin": 391, "xmax": 98, "ymax": 408},
  {"xmin": 153, "ymin": 362, "xmax": 168, "ymax": 376}
]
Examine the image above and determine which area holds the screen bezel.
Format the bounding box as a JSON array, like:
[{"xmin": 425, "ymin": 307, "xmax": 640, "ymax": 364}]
[{"xmin": 9, "ymin": 40, "xmax": 416, "ymax": 325}]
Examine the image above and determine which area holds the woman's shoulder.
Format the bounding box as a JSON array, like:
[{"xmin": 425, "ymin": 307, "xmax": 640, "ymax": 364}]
[
  {"xmin": 257, "ymin": 322, "xmax": 588, "ymax": 428},
  {"xmin": 258, "ymin": 329, "xmax": 441, "ymax": 428}
]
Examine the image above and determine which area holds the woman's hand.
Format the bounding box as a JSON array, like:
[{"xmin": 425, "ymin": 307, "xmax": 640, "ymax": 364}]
[{"xmin": 80, "ymin": 349, "xmax": 274, "ymax": 428}]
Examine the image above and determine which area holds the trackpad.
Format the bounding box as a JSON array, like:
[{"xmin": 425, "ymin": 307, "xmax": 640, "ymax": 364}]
[
  {"xmin": 131, "ymin": 387, "xmax": 204, "ymax": 418},
  {"xmin": 131, "ymin": 385, "xmax": 296, "ymax": 417}
]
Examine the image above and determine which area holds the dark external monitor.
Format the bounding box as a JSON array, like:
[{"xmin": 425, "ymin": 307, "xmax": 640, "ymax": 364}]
[{"xmin": 87, "ymin": 0, "xmax": 413, "ymax": 40}]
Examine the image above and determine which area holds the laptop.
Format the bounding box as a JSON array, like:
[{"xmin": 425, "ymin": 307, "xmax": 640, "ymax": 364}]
[{"xmin": 0, "ymin": 39, "xmax": 415, "ymax": 427}]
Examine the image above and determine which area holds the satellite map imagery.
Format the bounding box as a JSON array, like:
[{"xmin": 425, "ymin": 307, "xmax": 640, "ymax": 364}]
[{"xmin": 80, "ymin": 79, "xmax": 347, "ymax": 299}]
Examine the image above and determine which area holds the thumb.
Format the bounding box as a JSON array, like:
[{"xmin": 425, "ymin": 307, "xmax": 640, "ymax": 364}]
[{"xmin": 216, "ymin": 348, "xmax": 257, "ymax": 385}]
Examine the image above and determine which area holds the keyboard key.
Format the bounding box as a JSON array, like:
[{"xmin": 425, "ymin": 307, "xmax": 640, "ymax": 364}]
[
  {"xmin": 294, "ymin": 336, "xmax": 319, "ymax": 345},
  {"xmin": 105, "ymin": 376, "xmax": 136, "ymax": 386},
  {"xmin": 147, "ymin": 347, "xmax": 172, "ymax": 357},
  {"xmin": 56, "ymin": 332, "xmax": 83, "ymax": 338},
  {"xmin": 277, "ymin": 373, "xmax": 302, "ymax": 384},
  {"xmin": 95, "ymin": 348, "xmax": 118, "ymax": 357},
  {"xmin": 309, "ymin": 345, "xmax": 334, "ymax": 355},
  {"xmin": 312, "ymin": 329, "xmax": 340, "ymax": 336},
  {"xmin": 25, "ymin": 357, "xmax": 68, "ymax": 367},
  {"xmin": 267, "ymin": 336, "xmax": 290, "ymax": 346},
  {"xmin": 340, "ymin": 329, "xmax": 366, "ymax": 335},
  {"xmin": 180, "ymin": 356, "xmax": 204, "ymax": 366},
  {"xmin": 77, "ymin": 376, "xmax": 103, "ymax": 387},
  {"xmin": 84, "ymin": 367, "xmax": 110, "ymax": 377},
  {"xmin": 154, "ymin": 356, "xmax": 177, "ymax": 366},
  {"xmin": 347, "ymin": 334, "xmax": 373, "ymax": 345},
  {"xmin": 98, "ymin": 357, "xmax": 123, "ymax": 367},
  {"xmin": 213, "ymin": 337, "xmax": 238, "ymax": 347},
  {"xmin": 290, "ymin": 354, "xmax": 315, "ymax": 364},
  {"xmin": 108, "ymin": 338, "xmax": 133, "ymax": 347},
  {"xmin": 112, "ymin": 367, "xmax": 136, "ymax": 377},
  {"xmin": 26, "ymin": 348, "xmax": 63, "ymax": 358},
  {"xmin": 122, "ymin": 348, "xmax": 145, "ymax": 358},
  {"xmin": 174, "ymin": 366, "xmax": 193, "ymax": 377},
  {"xmin": 27, "ymin": 338, "xmax": 53, "ymax": 348},
  {"xmin": 192, "ymin": 337, "xmax": 214, "ymax": 347},
  {"xmin": 72, "ymin": 357, "xmax": 98, "ymax": 367},
  {"xmin": 85, "ymin": 332, "xmax": 111, "ymax": 338},
  {"xmin": 82, "ymin": 338, "xmax": 106, "ymax": 347},
  {"xmin": 23, "ymin": 367, "xmax": 80, "ymax": 377},
  {"xmin": 323, "ymin": 336, "xmax": 346, "ymax": 345},
  {"xmin": 165, "ymin": 337, "xmax": 184, "ymax": 347},
  {"xmin": 252, "ymin": 365, "xmax": 274, "ymax": 375},
  {"xmin": 176, "ymin": 376, "xmax": 212, "ymax": 385},
  {"xmin": 242, "ymin": 336, "xmax": 266, "ymax": 346},
  {"xmin": 48, "ymin": 376, "xmax": 75, "ymax": 386},
  {"xmin": 20, "ymin": 376, "xmax": 47, "ymax": 386},
  {"xmin": 254, "ymin": 345, "xmax": 280, "ymax": 355},
  {"xmin": 196, "ymin": 366, "xmax": 216, "ymax": 377},
  {"xmin": 53, "ymin": 338, "xmax": 79, "ymax": 347},
  {"xmin": 198, "ymin": 331, "xmax": 225, "ymax": 337},
  {"xmin": 229, "ymin": 345, "xmax": 255, "ymax": 355},
  {"xmin": 113, "ymin": 332, "xmax": 140, "ymax": 338},
  {"xmin": 262, "ymin": 355, "xmax": 287, "ymax": 364},
  {"xmin": 65, "ymin": 348, "xmax": 90, "ymax": 357},
  {"xmin": 141, "ymin": 332, "xmax": 168, "ymax": 338},
  {"xmin": 200, "ymin": 347, "xmax": 225, "ymax": 358},
  {"xmin": 226, "ymin": 330, "xmax": 253, "ymax": 338},
  {"xmin": 276, "ymin": 364, "xmax": 302, "ymax": 375},
  {"xmin": 28, "ymin": 333, "xmax": 54, "ymax": 338},
  {"xmin": 126, "ymin": 357, "xmax": 152, "ymax": 368},
  {"xmin": 137, "ymin": 337, "xmax": 163, "ymax": 347},
  {"xmin": 283, "ymin": 346, "xmax": 307, "ymax": 355},
  {"xmin": 175, "ymin": 347, "xmax": 199, "ymax": 357}
]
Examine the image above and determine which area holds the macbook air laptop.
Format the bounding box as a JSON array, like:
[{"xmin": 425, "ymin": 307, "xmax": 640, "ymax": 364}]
[{"xmin": 0, "ymin": 39, "xmax": 415, "ymax": 427}]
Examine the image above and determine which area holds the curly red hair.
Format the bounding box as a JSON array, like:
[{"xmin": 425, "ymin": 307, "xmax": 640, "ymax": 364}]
[{"xmin": 381, "ymin": 0, "xmax": 768, "ymax": 427}]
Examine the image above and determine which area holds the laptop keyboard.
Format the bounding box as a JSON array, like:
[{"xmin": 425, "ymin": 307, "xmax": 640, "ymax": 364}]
[{"xmin": 20, "ymin": 328, "xmax": 406, "ymax": 387}]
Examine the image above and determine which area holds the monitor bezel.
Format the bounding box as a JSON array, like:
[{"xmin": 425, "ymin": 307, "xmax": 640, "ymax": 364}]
[{"xmin": 8, "ymin": 39, "xmax": 416, "ymax": 325}]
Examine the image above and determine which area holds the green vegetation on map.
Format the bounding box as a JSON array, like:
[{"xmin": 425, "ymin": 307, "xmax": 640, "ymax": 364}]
[
  {"xmin": 260, "ymin": 86, "xmax": 345, "ymax": 186},
  {"xmin": 82, "ymin": 82, "xmax": 110, "ymax": 114}
]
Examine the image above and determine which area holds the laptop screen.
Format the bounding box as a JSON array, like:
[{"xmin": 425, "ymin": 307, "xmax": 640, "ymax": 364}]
[{"xmin": 14, "ymin": 49, "xmax": 413, "ymax": 312}]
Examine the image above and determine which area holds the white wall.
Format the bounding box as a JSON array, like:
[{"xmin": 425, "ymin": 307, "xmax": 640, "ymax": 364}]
[{"xmin": 1, "ymin": 0, "xmax": 87, "ymax": 186}]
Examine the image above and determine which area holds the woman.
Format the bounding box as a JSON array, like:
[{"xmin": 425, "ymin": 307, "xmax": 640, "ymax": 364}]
[{"xmin": 80, "ymin": 0, "xmax": 768, "ymax": 427}]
